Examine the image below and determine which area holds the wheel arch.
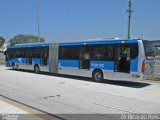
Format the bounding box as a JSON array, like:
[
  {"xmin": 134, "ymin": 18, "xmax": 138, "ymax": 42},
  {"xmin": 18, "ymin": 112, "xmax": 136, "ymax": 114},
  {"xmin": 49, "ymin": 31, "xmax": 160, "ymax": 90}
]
[
  {"xmin": 34, "ymin": 64, "xmax": 40, "ymax": 73},
  {"xmin": 34, "ymin": 64, "xmax": 39, "ymax": 69},
  {"xmin": 92, "ymin": 68, "xmax": 104, "ymax": 78},
  {"xmin": 12, "ymin": 62, "xmax": 15, "ymax": 66}
]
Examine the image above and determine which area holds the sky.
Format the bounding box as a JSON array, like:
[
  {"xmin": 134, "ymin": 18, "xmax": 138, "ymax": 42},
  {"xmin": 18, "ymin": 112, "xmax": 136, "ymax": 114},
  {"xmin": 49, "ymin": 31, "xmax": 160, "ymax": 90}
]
[{"xmin": 0, "ymin": 0, "xmax": 160, "ymax": 43}]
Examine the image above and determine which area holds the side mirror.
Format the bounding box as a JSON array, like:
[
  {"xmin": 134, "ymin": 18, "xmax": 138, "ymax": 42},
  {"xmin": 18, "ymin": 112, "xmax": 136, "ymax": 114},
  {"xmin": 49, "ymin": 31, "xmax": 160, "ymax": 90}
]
[{"xmin": 4, "ymin": 51, "xmax": 6, "ymax": 55}]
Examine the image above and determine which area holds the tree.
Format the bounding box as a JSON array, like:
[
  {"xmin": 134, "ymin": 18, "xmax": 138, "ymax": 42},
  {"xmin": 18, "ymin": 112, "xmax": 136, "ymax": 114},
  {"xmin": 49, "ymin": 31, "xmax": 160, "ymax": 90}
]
[
  {"xmin": 8, "ymin": 34, "xmax": 45, "ymax": 46},
  {"xmin": 0, "ymin": 36, "xmax": 5, "ymax": 47}
]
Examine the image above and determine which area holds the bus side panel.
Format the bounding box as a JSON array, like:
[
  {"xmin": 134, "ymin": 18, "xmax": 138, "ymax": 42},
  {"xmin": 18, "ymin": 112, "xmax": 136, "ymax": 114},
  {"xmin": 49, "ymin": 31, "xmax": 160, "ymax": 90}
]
[
  {"xmin": 90, "ymin": 61, "xmax": 114, "ymax": 80},
  {"xmin": 6, "ymin": 58, "xmax": 24, "ymax": 67},
  {"xmin": 7, "ymin": 58, "xmax": 19, "ymax": 64},
  {"xmin": 90, "ymin": 61, "xmax": 114, "ymax": 70},
  {"xmin": 130, "ymin": 57, "xmax": 138, "ymax": 72},
  {"xmin": 58, "ymin": 59, "xmax": 87, "ymax": 76},
  {"xmin": 137, "ymin": 40, "xmax": 145, "ymax": 79},
  {"xmin": 6, "ymin": 58, "xmax": 28, "ymax": 70},
  {"xmin": 58, "ymin": 59, "xmax": 79, "ymax": 68},
  {"xmin": 32, "ymin": 58, "xmax": 40, "ymax": 64},
  {"xmin": 17, "ymin": 58, "xmax": 27, "ymax": 70}
]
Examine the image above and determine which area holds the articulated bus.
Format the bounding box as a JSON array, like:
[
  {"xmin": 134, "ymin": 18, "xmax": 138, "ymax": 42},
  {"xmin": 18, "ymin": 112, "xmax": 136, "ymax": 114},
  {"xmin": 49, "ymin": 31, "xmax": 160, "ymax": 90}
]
[{"xmin": 5, "ymin": 38, "xmax": 155, "ymax": 82}]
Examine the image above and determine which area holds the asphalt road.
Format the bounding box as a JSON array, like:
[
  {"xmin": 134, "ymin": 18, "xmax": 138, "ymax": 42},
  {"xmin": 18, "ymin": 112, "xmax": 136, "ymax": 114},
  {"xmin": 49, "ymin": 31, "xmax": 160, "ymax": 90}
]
[{"xmin": 0, "ymin": 66, "xmax": 160, "ymax": 120}]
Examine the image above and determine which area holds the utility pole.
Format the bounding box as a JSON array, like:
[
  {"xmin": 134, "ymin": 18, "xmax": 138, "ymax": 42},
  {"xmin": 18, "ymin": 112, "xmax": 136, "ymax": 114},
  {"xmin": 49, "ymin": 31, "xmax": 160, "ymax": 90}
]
[
  {"xmin": 36, "ymin": 0, "xmax": 40, "ymax": 42},
  {"xmin": 127, "ymin": 0, "xmax": 133, "ymax": 39}
]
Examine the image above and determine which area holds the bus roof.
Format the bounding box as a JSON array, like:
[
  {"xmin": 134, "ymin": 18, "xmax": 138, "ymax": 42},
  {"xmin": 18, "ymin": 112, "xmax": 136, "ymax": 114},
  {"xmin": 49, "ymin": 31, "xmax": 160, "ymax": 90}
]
[
  {"xmin": 59, "ymin": 38, "xmax": 139, "ymax": 46},
  {"xmin": 7, "ymin": 38, "xmax": 139, "ymax": 49},
  {"xmin": 8, "ymin": 42, "xmax": 49, "ymax": 49}
]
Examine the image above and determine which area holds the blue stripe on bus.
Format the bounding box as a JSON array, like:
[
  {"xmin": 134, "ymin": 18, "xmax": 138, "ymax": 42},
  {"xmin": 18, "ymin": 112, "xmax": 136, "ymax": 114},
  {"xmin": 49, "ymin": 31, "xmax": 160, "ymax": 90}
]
[
  {"xmin": 59, "ymin": 39, "xmax": 138, "ymax": 46},
  {"xmin": 58, "ymin": 59, "xmax": 79, "ymax": 67},
  {"xmin": 32, "ymin": 58, "xmax": 49, "ymax": 65},
  {"xmin": 7, "ymin": 58, "xmax": 138, "ymax": 72},
  {"xmin": 8, "ymin": 43, "xmax": 49, "ymax": 49},
  {"xmin": 90, "ymin": 61, "xmax": 114, "ymax": 70},
  {"xmin": 7, "ymin": 58, "xmax": 49, "ymax": 65},
  {"xmin": 21, "ymin": 58, "xmax": 26, "ymax": 63},
  {"xmin": 7, "ymin": 58, "xmax": 19, "ymax": 63},
  {"xmin": 130, "ymin": 57, "xmax": 138, "ymax": 72},
  {"xmin": 7, "ymin": 58, "xmax": 27, "ymax": 64},
  {"xmin": 32, "ymin": 58, "xmax": 40, "ymax": 64}
]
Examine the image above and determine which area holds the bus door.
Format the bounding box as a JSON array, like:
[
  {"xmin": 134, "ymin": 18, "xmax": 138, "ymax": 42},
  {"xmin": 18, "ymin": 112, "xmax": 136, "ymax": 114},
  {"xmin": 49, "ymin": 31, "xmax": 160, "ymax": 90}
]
[
  {"xmin": 40, "ymin": 47, "xmax": 48, "ymax": 66},
  {"xmin": 79, "ymin": 45, "xmax": 90, "ymax": 69},
  {"xmin": 26, "ymin": 49, "xmax": 32, "ymax": 64},
  {"xmin": 114, "ymin": 44, "xmax": 131, "ymax": 73}
]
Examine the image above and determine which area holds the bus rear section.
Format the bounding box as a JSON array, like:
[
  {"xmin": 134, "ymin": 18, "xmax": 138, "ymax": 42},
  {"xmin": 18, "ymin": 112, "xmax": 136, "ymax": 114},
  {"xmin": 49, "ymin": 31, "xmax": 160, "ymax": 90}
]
[
  {"xmin": 140, "ymin": 40, "xmax": 155, "ymax": 78},
  {"xmin": 113, "ymin": 41, "xmax": 140, "ymax": 81},
  {"xmin": 112, "ymin": 39, "xmax": 155, "ymax": 81}
]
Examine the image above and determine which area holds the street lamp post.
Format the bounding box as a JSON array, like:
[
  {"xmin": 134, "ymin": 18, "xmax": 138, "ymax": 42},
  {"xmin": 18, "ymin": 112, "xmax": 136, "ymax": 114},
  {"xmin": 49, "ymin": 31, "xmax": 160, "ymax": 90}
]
[
  {"xmin": 37, "ymin": 0, "xmax": 40, "ymax": 42},
  {"xmin": 127, "ymin": 0, "xmax": 133, "ymax": 39}
]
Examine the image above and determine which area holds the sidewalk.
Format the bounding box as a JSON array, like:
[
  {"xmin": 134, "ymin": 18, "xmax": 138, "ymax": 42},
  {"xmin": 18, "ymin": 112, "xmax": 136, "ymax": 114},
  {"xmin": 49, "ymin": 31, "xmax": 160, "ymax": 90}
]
[{"xmin": 0, "ymin": 98, "xmax": 47, "ymax": 120}]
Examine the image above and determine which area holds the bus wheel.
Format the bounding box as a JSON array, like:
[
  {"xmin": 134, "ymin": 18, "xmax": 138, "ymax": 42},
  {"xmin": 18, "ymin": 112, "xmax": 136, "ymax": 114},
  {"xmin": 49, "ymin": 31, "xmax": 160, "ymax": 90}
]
[
  {"xmin": 34, "ymin": 65, "xmax": 40, "ymax": 74},
  {"xmin": 92, "ymin": 70, "xmax": 103, "ymax": 82},
  {"xmin": 12, "ymin": 63, "xmax": 16, "ymax": 70},
  {"xmin": 16, "ymin": 64, "xmax": 19, "ymax": 70}
]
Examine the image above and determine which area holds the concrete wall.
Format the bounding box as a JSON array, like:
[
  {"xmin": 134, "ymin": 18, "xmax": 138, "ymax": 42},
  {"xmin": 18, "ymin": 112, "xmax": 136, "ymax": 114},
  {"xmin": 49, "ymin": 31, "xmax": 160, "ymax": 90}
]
[
  {"xmin": 0, "ymin": 51, "xmax": 5, "ymax": 64},
  {"xmin": 154, "ymin": 59, "xmax": 160, "ymax": 79}
]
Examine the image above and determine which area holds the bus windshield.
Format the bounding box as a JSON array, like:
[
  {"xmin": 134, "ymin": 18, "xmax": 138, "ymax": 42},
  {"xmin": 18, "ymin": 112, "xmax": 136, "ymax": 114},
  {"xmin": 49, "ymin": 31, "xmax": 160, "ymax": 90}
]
[{"xmin": 143, "ymin": 41, "xmax": 155, "ymax": 60}]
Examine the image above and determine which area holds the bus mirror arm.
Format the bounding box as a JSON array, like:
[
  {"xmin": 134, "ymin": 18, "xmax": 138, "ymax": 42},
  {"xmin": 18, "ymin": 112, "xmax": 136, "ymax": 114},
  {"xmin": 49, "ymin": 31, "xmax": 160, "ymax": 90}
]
[{"xmin": 4, "ymin": 51, "xmax": 6, "ymax": 55}]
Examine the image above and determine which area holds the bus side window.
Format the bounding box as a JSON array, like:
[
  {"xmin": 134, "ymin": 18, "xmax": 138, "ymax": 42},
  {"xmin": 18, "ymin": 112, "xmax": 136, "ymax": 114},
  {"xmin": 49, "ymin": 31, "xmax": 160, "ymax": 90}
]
[
  {"xmin": 130, "ymin": 44, "xmax": 138, "ymax": 60},
  {"xmin": 106, "ymin": 45, "xmax": 114, "ymax": 61},
  {"xmin": 58, "ymin": 47, "xmax": 65, "ymax": 59},
  {"xmin": 16, "ymin": 49, "xmax": 23, "ymax": 58},
  {"xmin": 26, "ymin": 48, "xmax": 32, "ymax": 58},
  {"xmin": 39, "ymin": 47, "xmax": 48, "ymax": 66},
  {"xmin": 13, "ymin": 49, "xmax": 16, "ymax": 58},
  {"xmin": 32, "ymin": 48, "xmax": 40, "ymax": 58},
  {"xmin": 92, "ymin": 45, "xmax": 106, "ymax": 61},
  {"xmin": 58, "ymin": 46, "xmax": 79, "ymax": 60},
  {"xmin": 92, "ymin": 44, "xmax": 113, "ymax": 61},
  {"xmin": 19, "ymin": 49, "xmax": 24, "ymax": 58},
  {"xmin": 44, "ymin": 47, "xmax": 48, "ymax": 58},
  {"xmin": 24, "ymin": 48, "xmax": 27, "ymax": 58}
]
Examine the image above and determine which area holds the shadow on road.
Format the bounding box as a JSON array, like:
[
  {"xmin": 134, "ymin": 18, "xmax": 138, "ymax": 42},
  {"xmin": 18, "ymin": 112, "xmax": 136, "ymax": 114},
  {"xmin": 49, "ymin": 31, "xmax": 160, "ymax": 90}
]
[
  {"xmin": 103, "ymin": 80, "xmax": 151, "ymax": 88},
  {"xmin": 7, "ymin": 69, "xmax": 151, "ymax": 88}
]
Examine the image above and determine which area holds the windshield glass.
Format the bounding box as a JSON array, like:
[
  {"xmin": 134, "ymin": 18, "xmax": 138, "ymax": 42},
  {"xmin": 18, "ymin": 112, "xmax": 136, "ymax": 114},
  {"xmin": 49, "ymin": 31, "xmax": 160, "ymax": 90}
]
[{"xmin": 143, "ymin": 41, "xmax": 155, "ymax": 60}]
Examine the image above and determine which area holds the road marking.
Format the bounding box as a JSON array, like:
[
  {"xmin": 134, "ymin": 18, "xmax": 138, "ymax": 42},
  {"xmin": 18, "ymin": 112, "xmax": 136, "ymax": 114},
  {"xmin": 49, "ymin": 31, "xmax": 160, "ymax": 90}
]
[
  {"xmin": 94, "ymin": 102, "xmax": 138, "ymax": 114},
  {"xmin": 0, "ymin": 97, "xmax": 48, "ymax": 120}
]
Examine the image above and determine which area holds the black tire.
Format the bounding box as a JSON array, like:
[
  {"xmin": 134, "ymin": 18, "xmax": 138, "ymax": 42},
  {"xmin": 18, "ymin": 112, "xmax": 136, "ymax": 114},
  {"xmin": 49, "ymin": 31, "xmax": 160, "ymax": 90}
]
[
  {"xmin": 12, "ymin": 63, "xmax": 16, "ymax": 70},
  {"xmin": 15, "ymin": 64, "xmax": 19, "ymax": 70},
  {"xmin": 92, "ymin": 70, "xmax": 103, "ymax": 82},
  {"xmin": 34, "ymin": 65, "xmax": 40, "ymax": 74}
]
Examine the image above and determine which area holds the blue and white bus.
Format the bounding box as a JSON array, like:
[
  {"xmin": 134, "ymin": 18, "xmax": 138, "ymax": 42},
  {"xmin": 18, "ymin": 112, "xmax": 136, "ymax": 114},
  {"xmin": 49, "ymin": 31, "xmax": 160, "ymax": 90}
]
[{"xmin": 5, "ymin": 38, "xmax": 155, "ymax": 82}]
